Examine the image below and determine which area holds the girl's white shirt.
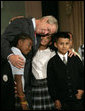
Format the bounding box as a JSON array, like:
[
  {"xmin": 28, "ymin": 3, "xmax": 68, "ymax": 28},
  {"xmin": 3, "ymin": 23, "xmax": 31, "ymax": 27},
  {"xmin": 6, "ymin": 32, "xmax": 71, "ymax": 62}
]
[{"xmin": 32, "ymin": 48, "xmax": 56, "ymax": 80}]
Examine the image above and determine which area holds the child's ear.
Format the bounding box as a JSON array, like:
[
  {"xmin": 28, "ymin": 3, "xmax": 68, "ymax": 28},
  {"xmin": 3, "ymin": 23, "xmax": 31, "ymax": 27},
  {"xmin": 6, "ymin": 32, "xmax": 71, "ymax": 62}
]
[
  {"xmin": 54, "ymin": 42, "xmax": 57, "ymax": 48},
  {"xmin": 18, "ymin": 39, "xmax": 23, "ymax": 46}
]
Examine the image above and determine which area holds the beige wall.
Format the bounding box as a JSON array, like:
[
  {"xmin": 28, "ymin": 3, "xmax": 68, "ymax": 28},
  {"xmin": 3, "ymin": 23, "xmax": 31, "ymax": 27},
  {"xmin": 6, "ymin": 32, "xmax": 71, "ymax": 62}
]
[
  {"xmin": 1, "ymin": 1, "xmax": 42, "ymax": 34},
  {"xmin": 1, "ymin": 1, "xmax": 25, "ymax": 34},
  {"xmin": 58, "ymin": 1, "xmax": 84, "ymax": 51},
  {"xmin": 25, "ymin": 1, "xmax": 42, "ymax": 18}
]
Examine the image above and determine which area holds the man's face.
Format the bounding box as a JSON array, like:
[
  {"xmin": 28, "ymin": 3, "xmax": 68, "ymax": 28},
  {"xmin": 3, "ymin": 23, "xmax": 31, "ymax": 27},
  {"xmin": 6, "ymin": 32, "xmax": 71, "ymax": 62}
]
[
  {"xmin": 54, "ymin": 38, "xmax": 70, "ymax": 55},
  {"xmin": 36, "ymin": 19, "xmax": 57, "ymax": 35}
]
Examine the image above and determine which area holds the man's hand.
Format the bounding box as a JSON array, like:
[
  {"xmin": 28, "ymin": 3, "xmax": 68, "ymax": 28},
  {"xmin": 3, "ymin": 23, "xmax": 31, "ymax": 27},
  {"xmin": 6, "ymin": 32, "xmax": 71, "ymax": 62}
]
[
  {"xmin": 68, "ymin": 49, "xmax": 76, "ymax": 57},
  {"xmin": 8, "ymin": 54, "xmax": 25, "ymax": 69}
]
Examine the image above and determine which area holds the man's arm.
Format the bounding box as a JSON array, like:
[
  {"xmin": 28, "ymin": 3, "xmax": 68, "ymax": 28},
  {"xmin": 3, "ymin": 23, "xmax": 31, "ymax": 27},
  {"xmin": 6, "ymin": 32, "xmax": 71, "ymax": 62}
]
[
  {"xmin": 1, "ymin": 19, "xmax": 25, "ymax": 68},
  {"xmin": 8, "ymin": 54, "xmax": 25, "ymax": 69},
  {"xmin": 1, "ymin": 19, "xmax": 23, "ymax": 59}
]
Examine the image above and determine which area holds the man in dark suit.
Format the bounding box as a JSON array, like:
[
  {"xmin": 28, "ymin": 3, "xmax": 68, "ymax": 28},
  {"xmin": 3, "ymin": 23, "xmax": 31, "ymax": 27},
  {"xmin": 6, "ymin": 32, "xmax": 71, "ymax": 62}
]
[
  {"xmin": 47, "ymin": 32, "xmax": 84, "ymax": 110},
  {"xmin": 1, "ymin": 15, "xmax": 58, "ymax": 109},
  {"xmin": 1, "ymin": 59, "xmax": 15, "ymax": 110}
]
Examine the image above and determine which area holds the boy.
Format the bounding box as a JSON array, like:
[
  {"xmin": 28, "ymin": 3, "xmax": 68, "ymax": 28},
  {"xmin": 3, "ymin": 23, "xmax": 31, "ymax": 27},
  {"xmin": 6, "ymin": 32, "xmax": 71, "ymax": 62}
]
[
  {"xmin": 47, "ymin": 32, "xmax": 84, "ymax": 110},
  {"xmin": 31, "ymin": 35, "xmax": 56, "ymax": 110},
  {"xmin": 9, "ymin": 33, "xmax": 33, "ymax": 110}
]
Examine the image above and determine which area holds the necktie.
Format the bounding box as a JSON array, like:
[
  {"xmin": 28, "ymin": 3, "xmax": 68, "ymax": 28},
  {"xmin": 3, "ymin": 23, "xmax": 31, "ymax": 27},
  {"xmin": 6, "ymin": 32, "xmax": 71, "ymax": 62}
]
[{"xmin": 63, "ymin": 56, "xmax": 67, "ymax": 64}]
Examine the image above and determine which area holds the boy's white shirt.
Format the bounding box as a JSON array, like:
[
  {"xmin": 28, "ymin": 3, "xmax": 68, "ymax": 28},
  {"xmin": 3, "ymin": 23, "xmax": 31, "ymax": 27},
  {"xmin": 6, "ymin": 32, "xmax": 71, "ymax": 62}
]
[
  {"xmin": 8, "ymin": 47, "xmax": 26, "ymax": 91},
  {"xmin": 57, "ymin": 51, "xmax": 68, "ymax": 63},
  {"xmin": 32, "ymin": 48, "xmax": 56, "ymax": 79}
]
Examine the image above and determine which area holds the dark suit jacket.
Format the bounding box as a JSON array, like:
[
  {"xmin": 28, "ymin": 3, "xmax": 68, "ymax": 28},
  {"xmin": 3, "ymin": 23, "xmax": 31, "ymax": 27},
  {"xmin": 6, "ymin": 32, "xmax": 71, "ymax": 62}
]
[
  {"xmin": 1, "ymin": 58, "xmax": 15, "ymax": 110},
  {"xmin": 47, "ymin": 53, "xmax": 84, "ymax": 102},
  {"xmin": 1, "ymin": 17, "xmax": 39, "ymax": 58}
]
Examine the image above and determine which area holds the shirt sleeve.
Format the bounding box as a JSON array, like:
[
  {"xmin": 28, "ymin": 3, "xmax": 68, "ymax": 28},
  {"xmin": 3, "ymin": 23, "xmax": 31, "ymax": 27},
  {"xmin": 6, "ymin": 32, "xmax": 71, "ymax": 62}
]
[{"xmin": 8, "ymin": 47, "xmax": 26, "ymax": 75}]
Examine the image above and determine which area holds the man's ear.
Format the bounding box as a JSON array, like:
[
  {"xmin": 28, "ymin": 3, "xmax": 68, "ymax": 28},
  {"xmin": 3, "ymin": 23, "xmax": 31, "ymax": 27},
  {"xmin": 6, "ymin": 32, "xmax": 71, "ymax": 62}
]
[{"xmin": 54, "ymin": 42, "xmax": 57, "ymax": 48}]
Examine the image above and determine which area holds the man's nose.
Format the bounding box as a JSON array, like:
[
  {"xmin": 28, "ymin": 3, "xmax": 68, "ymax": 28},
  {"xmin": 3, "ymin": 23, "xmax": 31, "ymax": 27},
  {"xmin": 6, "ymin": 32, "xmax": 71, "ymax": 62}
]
[
  {"xmin": 63, "ymin": 44, "xmax": 66, "ymax": 48},
  {"xmin": 44, "ymin": 30, "xmax": 49, "ymax": 35}
]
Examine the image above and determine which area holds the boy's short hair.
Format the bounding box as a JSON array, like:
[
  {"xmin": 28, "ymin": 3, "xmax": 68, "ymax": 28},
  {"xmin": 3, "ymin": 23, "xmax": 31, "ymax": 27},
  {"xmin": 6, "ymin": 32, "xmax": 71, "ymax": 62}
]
[
  {"xmin": 54, "ymin": 32, "xmax": 70, "ymax": 42},
  {"xmin": 12, "ymin": 33, "xmax": 32, "ymax": 47}
]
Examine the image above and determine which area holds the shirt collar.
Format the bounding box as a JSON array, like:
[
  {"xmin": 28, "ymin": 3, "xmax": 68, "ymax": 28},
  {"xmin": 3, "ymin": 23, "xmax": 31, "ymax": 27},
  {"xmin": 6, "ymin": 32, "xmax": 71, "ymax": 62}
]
[
  {"xmin": 57, "ymin": 51, "xmax": 68, "ymax": 61},
  {"xmin": 32, "ymin": 18, "xmax": 36, "ymax": 31}
]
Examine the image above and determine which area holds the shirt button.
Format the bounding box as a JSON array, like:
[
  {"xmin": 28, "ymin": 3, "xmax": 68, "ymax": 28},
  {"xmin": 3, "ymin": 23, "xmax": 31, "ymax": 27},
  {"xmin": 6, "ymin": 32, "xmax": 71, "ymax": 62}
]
[
  {"xmin": 67, "ymin": 76, "xmax": 71, "ymax": 79},
  {"xmin": 66, "ymin": 70, "xmax": 69, "ymax": 74},
  {"xmin": 68, "ymin": 83, "xmax": 71, "ymax": 86},
  {"xmin": 69, "ymin": 95, "xmax": 72, "ymax": 98}
]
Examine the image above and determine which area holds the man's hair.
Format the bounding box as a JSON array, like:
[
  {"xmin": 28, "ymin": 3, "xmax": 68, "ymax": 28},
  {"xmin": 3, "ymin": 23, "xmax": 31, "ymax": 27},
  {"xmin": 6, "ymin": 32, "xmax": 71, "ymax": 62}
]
[
  {"xmin": 54, "ymin": 32, "xmax": 70, "ymax": 42},
  {"xmin": 40, "ymin": 15, "xmax": 58, "ymax": 33},
  {"xmin": 13, "ymin": 33, "xmax": 32, "ymax": 47}
]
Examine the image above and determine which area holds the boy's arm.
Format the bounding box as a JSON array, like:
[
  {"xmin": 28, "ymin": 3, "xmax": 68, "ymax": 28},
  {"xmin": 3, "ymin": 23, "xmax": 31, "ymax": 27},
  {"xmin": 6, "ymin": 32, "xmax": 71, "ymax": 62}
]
[
  {"xmin": 14, "ymin": 75, "xmax": 29, "ymax": 110},
  {"xmin": 1, "ymin": 19, "xmax": 25, "ymax": 68},
  {"xmin": 75, "ymin": 56, "xmax": 84, "ymax": 99}
]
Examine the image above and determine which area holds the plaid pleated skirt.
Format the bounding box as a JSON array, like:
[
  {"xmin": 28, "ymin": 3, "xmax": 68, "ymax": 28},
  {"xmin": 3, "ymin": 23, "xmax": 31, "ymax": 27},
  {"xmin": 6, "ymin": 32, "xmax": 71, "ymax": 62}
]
[{"xmin": 31, "ymin": 78, "xmax": 55, "ymax": 110}]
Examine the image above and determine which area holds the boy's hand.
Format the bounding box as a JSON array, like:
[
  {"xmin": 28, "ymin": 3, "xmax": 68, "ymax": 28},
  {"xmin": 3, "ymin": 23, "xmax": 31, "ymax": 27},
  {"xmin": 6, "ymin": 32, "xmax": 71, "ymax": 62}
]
[
  {"xmin": 75, "ymin": 89, "xmax": 84, "ymax": 99},
  {"xmin": 20, "ymin": 97, "xmax": 29, "ymax": 110},
  {"xmin": 55, "ymin": 100, "xmax": 62, "ymax": 110}
]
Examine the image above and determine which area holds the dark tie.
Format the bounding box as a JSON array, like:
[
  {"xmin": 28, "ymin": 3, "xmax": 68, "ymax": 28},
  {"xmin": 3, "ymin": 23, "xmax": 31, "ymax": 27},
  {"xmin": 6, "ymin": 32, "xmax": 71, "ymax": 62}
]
[{"xmin": 63, "ymin": 56, "xmax": 67, "ymax": 64}]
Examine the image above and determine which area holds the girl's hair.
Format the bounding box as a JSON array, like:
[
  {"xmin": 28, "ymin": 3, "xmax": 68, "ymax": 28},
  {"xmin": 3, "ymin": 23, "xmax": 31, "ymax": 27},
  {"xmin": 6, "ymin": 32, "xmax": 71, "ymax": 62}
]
[{"xmin": 12, "ymin": 33, "xmax": 32, "ymax": 47}]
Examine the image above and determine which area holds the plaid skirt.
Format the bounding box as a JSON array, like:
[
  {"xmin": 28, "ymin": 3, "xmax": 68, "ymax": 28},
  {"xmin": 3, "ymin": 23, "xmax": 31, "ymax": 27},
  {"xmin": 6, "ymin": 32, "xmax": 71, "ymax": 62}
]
[{"xmin": 31, "ymin": 79, "xmax": 55, "ymax": 110}]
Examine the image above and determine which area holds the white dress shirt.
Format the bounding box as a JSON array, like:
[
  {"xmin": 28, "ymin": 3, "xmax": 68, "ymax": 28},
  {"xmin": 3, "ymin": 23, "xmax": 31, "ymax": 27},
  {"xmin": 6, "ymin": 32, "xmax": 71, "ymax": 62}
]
[
  {"xmin": 57, "ymin": 51, "xmax": 68, "ymax": 63},
  {"xmin": 32, "ymin": 18, "xmax": 36, "ymax": 31},
  {"xmin": 8, "ymin": 47, "xmax": 26, "ymax": 91},
  {"xmin": 32, "ymin": 48, "xmax": 56, "ymax": 80}
]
